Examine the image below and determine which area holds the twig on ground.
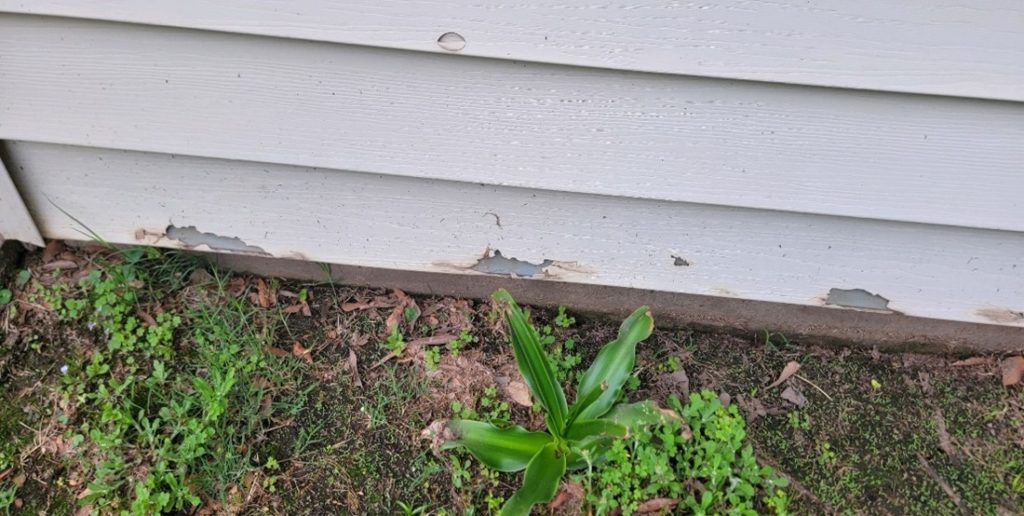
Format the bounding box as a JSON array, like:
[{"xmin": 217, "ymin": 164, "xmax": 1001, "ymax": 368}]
[
  {"xmin": 916, "ymin": 452, "xmax": 962, "ymax": 509},
  {"xmin": 794, "ymin": 374, "xmax": 833, "ymax": 401}
]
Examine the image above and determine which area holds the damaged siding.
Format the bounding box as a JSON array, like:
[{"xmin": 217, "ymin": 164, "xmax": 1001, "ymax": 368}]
[{"xmin": 0, "ymin": 3, "xmax": 1021, "ymax": 329}]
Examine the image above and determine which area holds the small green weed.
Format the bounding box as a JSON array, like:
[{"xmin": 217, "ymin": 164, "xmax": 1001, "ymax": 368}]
[
  {"xmin": 385, "ymin": 327, "xmax": 407, "ymax": 356},
  {"xmin": 578, "ymin": 390, "xmax": 790, "ymax": 515},
  {"xmin": 554, "ymin": 306, "xmax": 575, "ymax": 328},
  {"xmin": 36, "ymin": 248, "xmax": 306, "ymax": 514}
]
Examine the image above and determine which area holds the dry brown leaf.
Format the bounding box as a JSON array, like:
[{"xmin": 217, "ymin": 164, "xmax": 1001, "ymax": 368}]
[
  {"xmin": 12, "ymin": 473, "xmax": 25, "ymax": 488},
  {"xmin": 292, "ymin": 341, "xmax": 313, "ymax": 364},
  {"xmin": 13, "ymin": 498, "xmax": 22, "ymax": 509},
  {"xmin": 42, "ymin": 240, "xmax": 64, "ymax": 263},
  {"xmin": 767, "ymin": 361, "xmax": 801, "ymax": 389},
  {"xmin": 350, "ymin": 333, "xmax": 369, "ymax": 348},
  {"xmin": 637, "ymin": 498, "xmax": 680, "ymax": 513},
  {"xmin": 658, "ymin": 369, "xmax": 689, "ymax": 398},
  {"xmin": 282, "ymin": 304, "xmax": 304, "ymax": 314},
  {"xmin": 137, "ymin": 309, "xmax": 157, "ymax": 327},
  {"xmin": 1000, "ymin": 356, "xmax": 1024, "ymax": 386},
  {"xmin": 951, "ymin": 356, "xmax": 995, "ymax": 367},
  {"xmin": 41, "ymin": 260, "xmax": 78, "ymax": 271},
  {"xmin": 301, "ymin": 302, "xmax": 312, "ymax": 317},
  {"xmin": 266, "ymin": 347, "xmax": 290, "ymax": 358},
  {"xmin": 505, "ymin": 381, "xmax": 533, "ymax": 407},
  {"xmin": 780, "ymin": 386, "xmax": 808, "ymax": 407},
  {"xmin": 254, "ymin": 279, "xmax": 273, "ymax": 308},
  {"xmin": 347, "ymin": 348, "xmax": 363, "ymax": 388},
  {"xmin": 227, "ymin": 277, "xmax": 247, "ymax": 297},
  {"xmin": 737, "ymin": 396, "xmax": 767, "ymax": 422},
  {"xmin": 407, "ymin": 334, "xmax": 458, "ymax": 349}
]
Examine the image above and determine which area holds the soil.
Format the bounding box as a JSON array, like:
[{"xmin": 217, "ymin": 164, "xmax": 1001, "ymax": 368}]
[{"xmin": 0, "ymin": 245, "xmax": 1022, "ymax": 515}]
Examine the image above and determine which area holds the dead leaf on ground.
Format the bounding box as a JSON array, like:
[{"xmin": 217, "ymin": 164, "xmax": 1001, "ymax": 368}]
[
  {"xmin": 346, "ymin": 348, "xmax": 362, "ymax": 388},
  {"xmin": 780, "ymin": 386, "xmax": 808, "ymax": 407},
  {"xmin": 137, "ymin": 309, "xmax": 157, "ymax": 327},
  {"xmin": 1000, "ymin": 356, "xmax": 1024, "ymax": 386},
  {"xmin": 42, "ymin": 240, "xmax": 64, "ymax": 263},
  {"xmin": 548, "ymin": 481, "xmax": 584, "ymax": 514},
  {"xmin": 349, "ymin": 333, "xmax": 369, "ymax": 348},
  {"xmin": 767, "ymin": 361, "xmax": 801, "ymax": 389},
  {"xmin": 504, "ymin": 381, "xmax": 533, "ymax": 407},
  {"xmin": 266, "ymin": 347, "xmax": 290, "ymax": 358},
  {"xmin": 41, "ymin": 260, "xmax": 78, "ymax": 271},
  {"xmin": 227, "ymin": 277, "xmax": 247, "ymax": 297},
  {"xmin": 292, "ymin": 341, "xmax": 313, "ymax": 364},
  {"xmin": 658, "ymin": 369, "xmax": 689, "ymax": 398},
  {"xmin": 637, "ymin": 498, "xmax": 680, "ymax": 513},
  {"xmin": 951, "ymin": 356, "xmax": 995, "ymax": 367},
  {"xmin": 12, "ymin": 473, "xmax": 25, "ymax": 488},
  {"xmin": 737, "ymin": 396, "xmax": 767, "ymax": 422},
  {"xmin": 251, "ymin": 279, "xmax": 274, "ymax": 308}
]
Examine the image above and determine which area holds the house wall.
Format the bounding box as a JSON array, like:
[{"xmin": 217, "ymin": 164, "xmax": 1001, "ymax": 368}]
[{"xmin": 0, "ymin": 4, "xmax": 1021, "ymax": 335}]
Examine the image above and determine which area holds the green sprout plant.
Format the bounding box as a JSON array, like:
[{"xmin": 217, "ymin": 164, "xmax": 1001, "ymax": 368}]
[{"xmin": 430, "ymin": 289, "xmax": 676, "ymax": 515}]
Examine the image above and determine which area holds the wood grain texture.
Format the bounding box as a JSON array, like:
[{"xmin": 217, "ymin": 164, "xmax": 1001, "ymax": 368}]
[
  {"xmin": 0, "ymin": 153, "xmax": 43, "ymax": 245},
  {"xmin": 7, "ymin": 141, "xmax": 1023, "ymax": 327},
  {"xmin": 1, "ymin": 0, "xmax": 1021, "ymax": 101},
  {"xmin": 1, "ymin": 15, "xmax": 1022, "ymax": 232}
]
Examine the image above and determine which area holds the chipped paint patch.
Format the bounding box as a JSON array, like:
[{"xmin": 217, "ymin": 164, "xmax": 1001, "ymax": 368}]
[
  {"xmin": 825, "ymin": 288, "xmax": 892, "ymax": 312},
  {"xmin": 471, "ymin": 249, "xmax": 553, "ymax": 277},
  {"xmin": 461, "ymin": 249, "xmax": 590, "ymax": 279},
  {"xmin": 672, "ymin": 255, "xmax": 691, "ymax": 267},
  {"xmin": 165, "ymin": 225, "xmax": 269, "ymax": 256},
  {"xmin": 975, "ymin": 307, "xmax": 1024, "ymax": 325}
]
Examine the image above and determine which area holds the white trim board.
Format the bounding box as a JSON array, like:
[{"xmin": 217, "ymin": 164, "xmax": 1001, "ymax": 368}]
[
  {"xmin": 1, "ymin": 1, "xmax": 1021, "ymax": 101},
  {"xmin": 1, "ymin": 15, "xmax": 1022, "ymax": 232},
  {"xmin": 0, "ymin": 152, "xmax": 43, "ymax": 245},
  {"xmin": 7, "ymin": 141, "xmax": 1023, "ymax": 327}
]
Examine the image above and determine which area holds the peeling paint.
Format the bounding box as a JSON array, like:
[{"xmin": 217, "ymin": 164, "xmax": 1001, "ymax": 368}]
[
  {"xmin": 672, "ymin": 255, "xmax": 690, "ymax": 267},
  {"xmin": 975, "ymin": 307, "xmax": 1024, "ymax": 324},
  {"xmin": 825, "ymin": 288, "xmax": 892, "ymax": 312},
  {"xmin": 471, "ymin": 249, "xmax": 553, "ymax": 277},
  {"xmin": 165, "ymin": 225, "xmax": 269, "ymax": 255}
]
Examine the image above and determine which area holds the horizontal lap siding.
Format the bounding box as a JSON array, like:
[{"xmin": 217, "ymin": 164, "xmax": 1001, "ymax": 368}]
[
  {"xmin": 1, "ymin": 15, "xmax": 1022, "ymax": 232},
  {"xmin": 6, "ymin": 141, "xmax": 1023, "ymax": 327},
  {"xmin": 1, "ymin": 0, "xmax": 1022, "ymax": 101}
]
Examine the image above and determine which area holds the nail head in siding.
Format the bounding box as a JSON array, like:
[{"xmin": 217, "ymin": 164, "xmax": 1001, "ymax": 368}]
[{"xmin": 437, "ymin": 32, "xmax": 466, "ymax": 52}]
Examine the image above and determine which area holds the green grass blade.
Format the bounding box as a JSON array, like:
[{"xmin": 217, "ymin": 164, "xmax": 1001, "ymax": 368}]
[
  {"xmin": 574, "ymin": 306, "xmax": 653, "ymax": 421},
  {"xmin": 500, "ymin": 442, "xmax": 566, "ymax": 516},
  {"xmin": 493, "ymin": 289, "xmax": 568, "ymax": 435},
  {"xmin": 439, "ymin": 419, "xmax": 553, "ymax": 472}
]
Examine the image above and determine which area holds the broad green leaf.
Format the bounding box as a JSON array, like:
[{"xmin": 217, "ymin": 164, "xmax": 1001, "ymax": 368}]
[
  {"xmin": 574, "ymin": 306, "xmax": 653, "ymax": 421},
  {"xmin": 564, "ymin": 380, "xmax": 605, "ymax": 429},
  {"xmin": 439, "ymin": 419, "xmax": 553, "ymax": 472},
  {"xmin": 500, "ymin": 442, "xmax": 566, "ymax": 516},
  {"xmin": 602, "ymin": 400, "xmax": 682, "ymax": 429},
  {"xmin": 493, "ymin": 289, "xmax": 568, "ymax": 434},
  {"xmin": 565, "ymin": 419, "xmax": 628, "ymax": 441}
]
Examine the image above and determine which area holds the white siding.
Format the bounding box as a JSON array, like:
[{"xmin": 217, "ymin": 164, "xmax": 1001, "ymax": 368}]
[
  {"xmin": 0, "ymin": 7, "xmax": 1020, "ymax": 330},
  {"xmin": 1, "ymin": 15, "xmax": 1021, "ymax": 232},
  {"xmin": 8, "ymin": 141, "xmax": 1023, "ymax": 327},
  {"xmin": 2, "ymin": 0, "xmax": 1022, "ymax": 101},
  {"xmin": 0, "ymin": 155, "xmax": 42, "ymax": 245}
]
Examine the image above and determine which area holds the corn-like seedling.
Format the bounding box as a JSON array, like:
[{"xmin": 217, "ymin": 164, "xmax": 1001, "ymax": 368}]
[{"xmin": 431, "ymin": 289, "xmax": 679, "ymax": 515}]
